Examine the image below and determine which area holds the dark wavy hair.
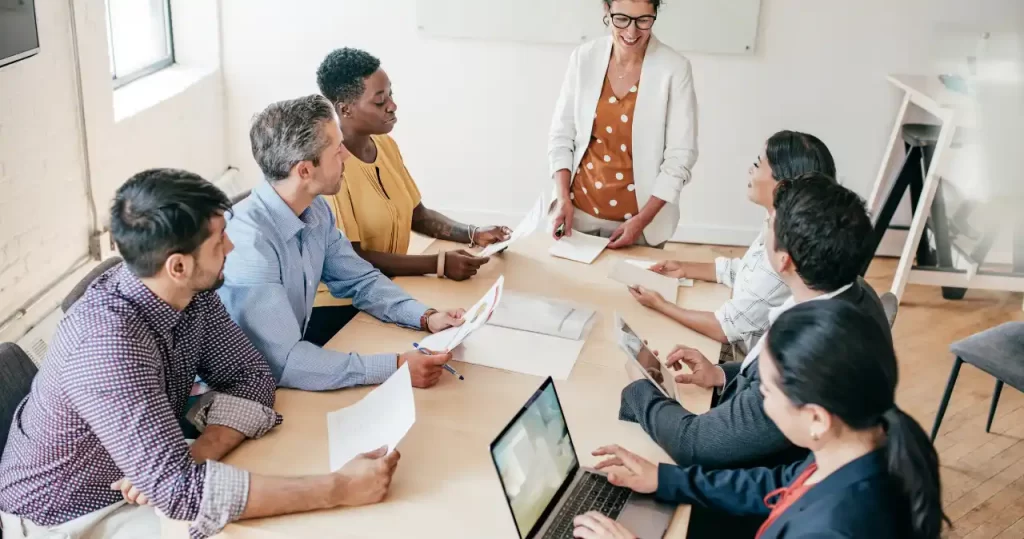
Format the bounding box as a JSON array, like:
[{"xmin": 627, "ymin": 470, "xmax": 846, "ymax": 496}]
[
  {"xmin": 772, "ymin": 173, "xmax": 873, "ymax": 291},
  {"xmin": 765, "ymin": 130, "xmax": 836, "ymax": 181},
  {"xmin": 766, "ymin": 301, "xmax": 949, "ymax": 539},
  {"xmin": 316, "ymin": 48, "xmax": 381, "ymax": 105}
]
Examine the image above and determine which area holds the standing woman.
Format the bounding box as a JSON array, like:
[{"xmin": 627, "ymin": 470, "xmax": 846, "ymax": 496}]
[
  {"xmin": 549, "ymin": 0, "xmax": 698, "ymax": 249},
  {"xmin": 571, "ymin": 301, "xmax": 948, "ymax": 539}
]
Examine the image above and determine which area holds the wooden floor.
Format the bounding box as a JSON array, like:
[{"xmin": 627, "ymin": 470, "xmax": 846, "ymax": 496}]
[{"xmin": 665, "ymin": 242, "xmax": 1024, "ymax": 538}]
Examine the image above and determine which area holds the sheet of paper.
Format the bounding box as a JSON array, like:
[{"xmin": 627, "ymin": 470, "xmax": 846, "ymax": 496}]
[
  {"xmin": 477, "ymin": 195, "xmax": 545, "ymax": 258},
  {"xmin": 327, "ymin": 363, "xmax": 415, "ymax": 472},
  {"xmin": 418, "ymin": 276, "xmax": 505, "ymax": 352},
  {"xmin": 624, "ymin": 259, "xmax": 694, "ymax": 287},
  {"xmin": 486, "ymin": 292, "xmax": 596, "ymax": 341},
  {"xmin": 548, "ymin": 233, "xmax": 610, "ymax": 264},
  {"xmin": 608, "ymin": 259, "xmax": 679, "ymax": 301},
  {"xmin": 453, "ymin": 325, "xmax": 585, "ymax": 380}
]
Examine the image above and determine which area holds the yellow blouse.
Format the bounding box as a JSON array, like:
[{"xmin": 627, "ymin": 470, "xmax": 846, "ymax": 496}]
[
  {"xmin": 324, "ymin": 134, "xmax": 422, "ymax": 254},
  {"xmin": 316, "ymin": 134, "xmax": 422, "ymax": 307}
]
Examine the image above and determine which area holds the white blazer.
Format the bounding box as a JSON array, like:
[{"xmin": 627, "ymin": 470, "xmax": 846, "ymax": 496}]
[{"xmin": 548, "ymin": 36, "xmax": 699, "ymax": 246}]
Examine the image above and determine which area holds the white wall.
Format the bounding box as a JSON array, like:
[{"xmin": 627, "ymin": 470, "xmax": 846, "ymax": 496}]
[
  {"xmin": 0, "ymin": 0, "xmax": 229, "ymax": 329},
  {"xmin": 0, "ymin": 0, "xmax": 91, "ymax": 325},
  {"xmin": 220, "ymin": 0, "xmax": 1022, "ymax": 247}
]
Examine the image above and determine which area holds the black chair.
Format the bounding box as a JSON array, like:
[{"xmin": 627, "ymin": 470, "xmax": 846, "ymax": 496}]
[
  {"xmin": 0, "ymin": 343, "xmax": 38, "ymax": 453},
  {"xmin": 61, "ymin": 256, "xmax": 122, "ymax": 312},
  {"xmin": 931, "ymin": 321, "xmax": 1024, "ymax": 440},
  {"xmin": 880, "ymin": 292, "xmax": 899, "ymax": 328}
]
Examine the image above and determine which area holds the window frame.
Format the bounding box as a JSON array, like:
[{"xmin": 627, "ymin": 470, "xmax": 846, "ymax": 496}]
[{"xmin": 106, "ymin": 0, "xmax": 176, "ymax": 89}]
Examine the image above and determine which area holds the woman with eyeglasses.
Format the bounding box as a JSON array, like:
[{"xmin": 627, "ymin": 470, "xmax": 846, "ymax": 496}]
[
  {"xmin": 549, "ymin": 0, "xmax": 697, "ymax": 249},
  {"xmin": 571, "ymin": 301, "xmax": 949, "ymax": 539},
  {"xmin": 628, "ymin": 131, "xmax": 836, "ymax": 356}
]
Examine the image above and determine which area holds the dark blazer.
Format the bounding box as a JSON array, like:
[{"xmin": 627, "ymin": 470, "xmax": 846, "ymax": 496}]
[
  {"xmin": 619, "ymin": 277, "xmax": 891, "ymax": 469},
  {"xmin": 655, "ymin": 450, "xmax": 912, "ymax": 538}
]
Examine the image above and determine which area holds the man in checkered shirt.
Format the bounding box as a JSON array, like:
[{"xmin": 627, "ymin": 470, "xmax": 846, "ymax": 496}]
[{"xmin": 0, "ymin": 170, "xmax": 401, "ymax": 539}]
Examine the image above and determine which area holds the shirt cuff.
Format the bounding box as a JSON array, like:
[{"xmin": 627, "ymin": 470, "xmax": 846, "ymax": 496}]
[
  {"xmin": 712, "ymin": 305, "xmax": 744, "ymax": 345},
  {"xmin": 186, "ymin": 392, "xmax": 283, "ymax": 439},
  {"xmin": 650, "ymin": 172, "xmax": 684, "ymax": 207},
  {"xmin": 713, "ymin": 257, "xmax": 732, "ymax": 286},
  {"xmin": 189, "ymin": 460, "xmax": 249, "ymax": 539},
  {"xmin": 549, "ymin": 155, "xmax": 574, "ymax": 179},
  {"xmin": 363, "ymin": 352, "xmax": 399, "ymax": 385}
]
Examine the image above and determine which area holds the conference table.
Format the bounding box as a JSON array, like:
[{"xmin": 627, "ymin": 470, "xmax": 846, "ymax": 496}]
[{"xmin": 162, "ymin": 233, "xmax": 729, "ymax": 539}]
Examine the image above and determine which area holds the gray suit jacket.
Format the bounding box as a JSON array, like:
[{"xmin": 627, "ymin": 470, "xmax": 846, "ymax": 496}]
[{"xmin": 619, "ymin": 278, "xmax": 891, "ymax": 469}]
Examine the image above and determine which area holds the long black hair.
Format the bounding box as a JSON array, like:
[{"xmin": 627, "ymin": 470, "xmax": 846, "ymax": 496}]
[
  {"xmin": 765, "ymin": 130, "xmax": 837, "ymax": 181},
  {"xmin": 765, "ymin": 301, "xmax": 948, "ymax": 539}
]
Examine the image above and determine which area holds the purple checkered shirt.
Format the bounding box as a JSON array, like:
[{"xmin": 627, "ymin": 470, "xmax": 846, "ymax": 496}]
[{"xmin": 0, "ymin": 264, "xmax": 283, "ymax": 538}]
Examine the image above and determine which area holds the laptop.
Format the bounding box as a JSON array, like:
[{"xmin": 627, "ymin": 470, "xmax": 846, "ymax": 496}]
[
  {"xmin": 489, "ymin": 378, "xmax": 674, "ymax": 539},
  {"xmin": 613, "ymin": 312, "xmax": 676, "ymax": 400}
]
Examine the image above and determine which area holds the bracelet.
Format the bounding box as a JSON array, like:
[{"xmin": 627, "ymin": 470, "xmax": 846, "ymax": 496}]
[
  {"xmin": 436, "ymin": 251, "xmax": 446, "ymax": 279},
  {"xmin": 420, "ymin": 308, "xmax": 439, "ymax": 332},
  {"xmin": 468, "ymin": 225, "xmax": 478, "ymax": 247}
]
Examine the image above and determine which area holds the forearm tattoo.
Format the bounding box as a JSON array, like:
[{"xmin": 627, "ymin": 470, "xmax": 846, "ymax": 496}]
[{"xmin": 412, "ymin": 204, "xmax": 472, "ymax": 243}]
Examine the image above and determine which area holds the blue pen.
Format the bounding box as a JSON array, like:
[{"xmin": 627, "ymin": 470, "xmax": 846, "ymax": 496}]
[{"xmin": 413, "ymin": 343, "xmax": 465, "ymax": 381}]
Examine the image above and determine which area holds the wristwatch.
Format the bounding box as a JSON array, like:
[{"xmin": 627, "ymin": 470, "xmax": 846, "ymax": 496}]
[{"xmin": 420, "ymin": 308, "xmax": 439, "ymax": 332}]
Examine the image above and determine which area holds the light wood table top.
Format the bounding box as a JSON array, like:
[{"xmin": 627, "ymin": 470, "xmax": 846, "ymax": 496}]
[{"xmin": 163, "ymin": 234, "xmax": 729, "ymax": 539}]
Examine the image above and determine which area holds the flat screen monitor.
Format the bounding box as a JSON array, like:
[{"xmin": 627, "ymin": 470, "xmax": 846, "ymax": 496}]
[{"xmin": 0, "ymin": 0, "xmax": 40, "ymax": 69}]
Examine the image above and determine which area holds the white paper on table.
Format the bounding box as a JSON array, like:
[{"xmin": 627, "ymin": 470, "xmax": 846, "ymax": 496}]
[
  {"xmin": 477, "ymin": 195, "xmax": 545, "ymax": 258},
  {"xmin": 548, "ymin": 233, "xmax": 610, "ymax": 264},
  {"xmin": 624, "ymin": 259, "xmax": 694, "ymax": 287},
  {"xmin": 608, "ymin": 259, "xmax": 679, "ymax": 301},
  {"xmin": 486, "ymin": 292, "xmax": 596, "ymax": 341},
  {"xmin": 326, "ymin": 363, "xmax": 415, "ymax": 472},
  {"xmin": 417, "ymin": 275, "xmax": 505, "ymax": 352},
  {"xmin": 453, "ymin": 325, "xmax": 585, "ymax": 380}
]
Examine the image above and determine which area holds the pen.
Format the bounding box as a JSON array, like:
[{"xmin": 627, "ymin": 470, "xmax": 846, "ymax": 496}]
[{"xmin": 412, "ymin": 343, "xmax": 465, "ymax": 381}]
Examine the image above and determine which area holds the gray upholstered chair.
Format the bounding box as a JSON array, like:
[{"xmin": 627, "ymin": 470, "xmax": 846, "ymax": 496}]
[
  {"xmin": 1, "ymin": 343, "xmax": 38, "ymax": 453},
  {"xmin": 61, "ymin": 256, "xmax": 122, "ymax": 312},
  {"xmin": 930, "ymin": 321, "xmax": 1024, "ymax": 440}
]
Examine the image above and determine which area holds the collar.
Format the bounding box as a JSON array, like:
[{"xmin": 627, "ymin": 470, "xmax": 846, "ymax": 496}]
[
  {"xmin": 767, "ymin": 282, "xmax": 855, "ymax": 325},
  {"xmin": 112, "ymin": 264, "xmax": 184, "ymax": 338},
  {"xmin": 252, "ymin": 181, "xmax": 319, "ymax": 240},
  {"xmin": 782, "ymin": 450, "xmax": 888, "ymax": 516}
]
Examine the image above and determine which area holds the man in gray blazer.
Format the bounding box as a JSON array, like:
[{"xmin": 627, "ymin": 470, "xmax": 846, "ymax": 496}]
[{"xmin": 620, "ymin": 173, "xmax": 890, "ymax": 470}]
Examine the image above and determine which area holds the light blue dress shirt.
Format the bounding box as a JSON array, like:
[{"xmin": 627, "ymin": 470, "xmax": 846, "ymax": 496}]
[{"xmin": 218, "ymin": 181, "xmax": 430, "ymax": 391}]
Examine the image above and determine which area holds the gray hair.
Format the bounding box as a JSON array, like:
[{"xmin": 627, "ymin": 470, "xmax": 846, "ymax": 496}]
[{"xmin": 249, "ymin": 94, "xmax": 337, "ymax": 182}]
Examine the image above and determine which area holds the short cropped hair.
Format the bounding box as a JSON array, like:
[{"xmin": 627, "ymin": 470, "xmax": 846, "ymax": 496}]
[{"xmin": 249, "ymin": 94, "xmax": 336, "ymax": 182}]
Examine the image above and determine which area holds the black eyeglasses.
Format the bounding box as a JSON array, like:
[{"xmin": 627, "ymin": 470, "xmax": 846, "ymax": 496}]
[{"xmin": 609, "ymin": 13, "xmax": 657, "ymax": 30}]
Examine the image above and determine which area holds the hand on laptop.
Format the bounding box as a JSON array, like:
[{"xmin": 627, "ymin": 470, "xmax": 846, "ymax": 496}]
[
  {"xmin": 398, "ymin": 349, "xmax": 454, "ymax": 388},
  {"xmin": 591, "ymin": 445, "xmax": 658, "ymax": 494},
  {"xmin": 332, "ymin": 445, "xmax": 401, "ymax": 506},
  {"xmin": 666, "ymin": 345, "xmax": 726, "ymax": 389},
  {"xmin": 573, "ymin": 511, "xmax": 636, "ymax": 539}
]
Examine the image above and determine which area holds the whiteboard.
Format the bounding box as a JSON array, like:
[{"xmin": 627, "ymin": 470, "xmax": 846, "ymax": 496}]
[{"xmin": 416, "ymin": 0, "xmax": 762, "ymax": 55}]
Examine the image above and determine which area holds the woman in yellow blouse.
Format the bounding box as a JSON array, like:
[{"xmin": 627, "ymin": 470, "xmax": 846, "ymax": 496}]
[{"xmin": 316, "ymin": 47, "xmax": 511, "ymax": 280}]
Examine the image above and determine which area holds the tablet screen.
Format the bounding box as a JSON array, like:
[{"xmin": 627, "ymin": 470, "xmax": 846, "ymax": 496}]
[{"xmin": 614, "ymin": 314, "xmax": 674, "ymax": 399}]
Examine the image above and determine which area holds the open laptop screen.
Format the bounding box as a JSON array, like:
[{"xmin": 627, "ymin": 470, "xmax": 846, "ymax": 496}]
[{"xmin": 491, "ymin": 378, "xmax": 580, "ymax": 538}]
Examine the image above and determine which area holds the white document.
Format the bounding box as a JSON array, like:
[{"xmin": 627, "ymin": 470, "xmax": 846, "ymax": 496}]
[
  {"xmin": 417, "ymin": 276, "xmax": 505, "ymax": 352},
  {"xmin": 548, "ymin": 233, "xmax": 610, "ymax": 264},
  {"xmin": 624, "ymin": 259, "xmax": 694, "ymax": 287},
  {"xmin": 326, "ymin": 363, "xmax": 415, "ymax": 472},
  {"xmin": 453, "ymin": 325, "xmax": 585, "ymax": 380},
  {"xmin": 609, "ymin": 259, "xmax": 679, "ymax": 301},
  {"xmin": 477, "ymin": 195, "xmax": 545, "ymax": 258},
  {"xmin": 487, "ymin": 292, "xmax": 596, "ymax": 341}
]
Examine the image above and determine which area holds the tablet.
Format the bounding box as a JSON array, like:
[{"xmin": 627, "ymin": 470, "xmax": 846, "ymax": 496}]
[{"xmin": 613, "ymin": 312, "xmax": 675, "ymax": 399}]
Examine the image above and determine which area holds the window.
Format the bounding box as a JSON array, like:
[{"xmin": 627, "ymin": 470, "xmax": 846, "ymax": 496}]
[{"xmin": 105, "ymin": 0, "xmax": 174, "ymax": 88}]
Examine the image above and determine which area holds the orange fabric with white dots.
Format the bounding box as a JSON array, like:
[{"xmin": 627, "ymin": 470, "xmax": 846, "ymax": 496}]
[{"xmin": 570, "ymin": 76, "xmax": 640, "ymax": 222}]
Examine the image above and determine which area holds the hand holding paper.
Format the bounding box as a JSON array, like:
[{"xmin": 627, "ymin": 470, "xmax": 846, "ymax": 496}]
[
  {"xmin": 609, "ymin": 259, "xmax": 679, "ymax": 301},
  {"xmin": 549, "ymin": 233, "xmax": 610, "ymax": 264},
  {"xmin": 478, "ymin": 196, "xmax": 545, "ymax": 258},
  {"xmin": 417, "ymin": 276, "xmax": 505, "ymax": 352},
  {"xmin": 624, "ymin": 259, "xmax": 694, "ymax": 287}
]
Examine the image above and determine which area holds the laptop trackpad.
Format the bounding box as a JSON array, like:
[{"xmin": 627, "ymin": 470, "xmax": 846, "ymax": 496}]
[{"xmin": 617, "ymin": 494, "xmax": 673, "ymax": 539}]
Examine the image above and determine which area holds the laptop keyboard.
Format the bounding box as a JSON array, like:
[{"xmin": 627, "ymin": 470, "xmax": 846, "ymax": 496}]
[{"xmin": 541, "ymin": 472, "xmax": 631, "ymax": 539}]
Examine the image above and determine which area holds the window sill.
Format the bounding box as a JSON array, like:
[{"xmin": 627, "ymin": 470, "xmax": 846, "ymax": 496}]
[{"xmin": 113, "ymin": 64, "xmax": 218, "ymax": 123}]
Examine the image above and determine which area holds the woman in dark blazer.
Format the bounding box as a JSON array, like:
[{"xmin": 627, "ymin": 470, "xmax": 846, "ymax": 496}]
[{"xmin": 572, "ymin": 301, "xmax": 949, "ymax": 539}]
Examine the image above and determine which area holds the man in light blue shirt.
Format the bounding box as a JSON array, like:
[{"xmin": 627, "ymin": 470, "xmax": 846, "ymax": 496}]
[{"xmin": 219, "ymin": 94, "xmax": 462, "ymax": 391}]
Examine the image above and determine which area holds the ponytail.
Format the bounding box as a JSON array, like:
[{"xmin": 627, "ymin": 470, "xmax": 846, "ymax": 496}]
[{"xmin": 882, "ymin": 408, "xmax": 950, "ymax": 539}]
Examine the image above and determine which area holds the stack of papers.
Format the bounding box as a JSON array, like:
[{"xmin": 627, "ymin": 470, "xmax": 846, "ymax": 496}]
[
  {"xmin": 477, "ymin": 196, "xmax": 545, "ymax": 258},
  {"xmin": 327, "ymin": 363, "xmax": 415, "ymax": 472},
  {"xmin": 548, "ymin": 233, "xmax": 610, "ymax": 264},
  {"xmin": 624, "ymin": 259, "xmax": 695, "ymax": 287},
  {"xmin": 453, "ymin": 325, "xmax": 585, "ymax": 380},
  {"xmin": 417, "ymin": 276, "xmax": 505, "ymax": 352},
  {"xmin": 609, "ymin": 259, "xmax": 680, "ymax": 301},
  {"xmin": 487, "ymin": 292, "xmax": 596, "ymax": 341}
]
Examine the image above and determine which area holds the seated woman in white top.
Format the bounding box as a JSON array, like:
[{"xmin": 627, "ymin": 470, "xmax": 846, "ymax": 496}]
[
  {"xmin": 630, "ymin": 130, "xmax": 837, "ymax": 354},
  {"xmin": 548, "ymin": 0, "xmax": 698, "ymax": 249}
]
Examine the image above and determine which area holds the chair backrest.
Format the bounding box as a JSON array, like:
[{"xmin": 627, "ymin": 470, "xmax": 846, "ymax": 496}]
[
  {"xmin": 230, "ymin": 189, "xmax": 251, "ymax": 206},
  {"xmin": 880, "ymin": 292, "xmax": 899, "ymax": 328},
  {"xmin": 61, "ymin": 257, "xmax": 122, "ymax": 313},
  {"xmin": 0, "ymin": 343, "xmax": 38, "ymax": 453}
]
